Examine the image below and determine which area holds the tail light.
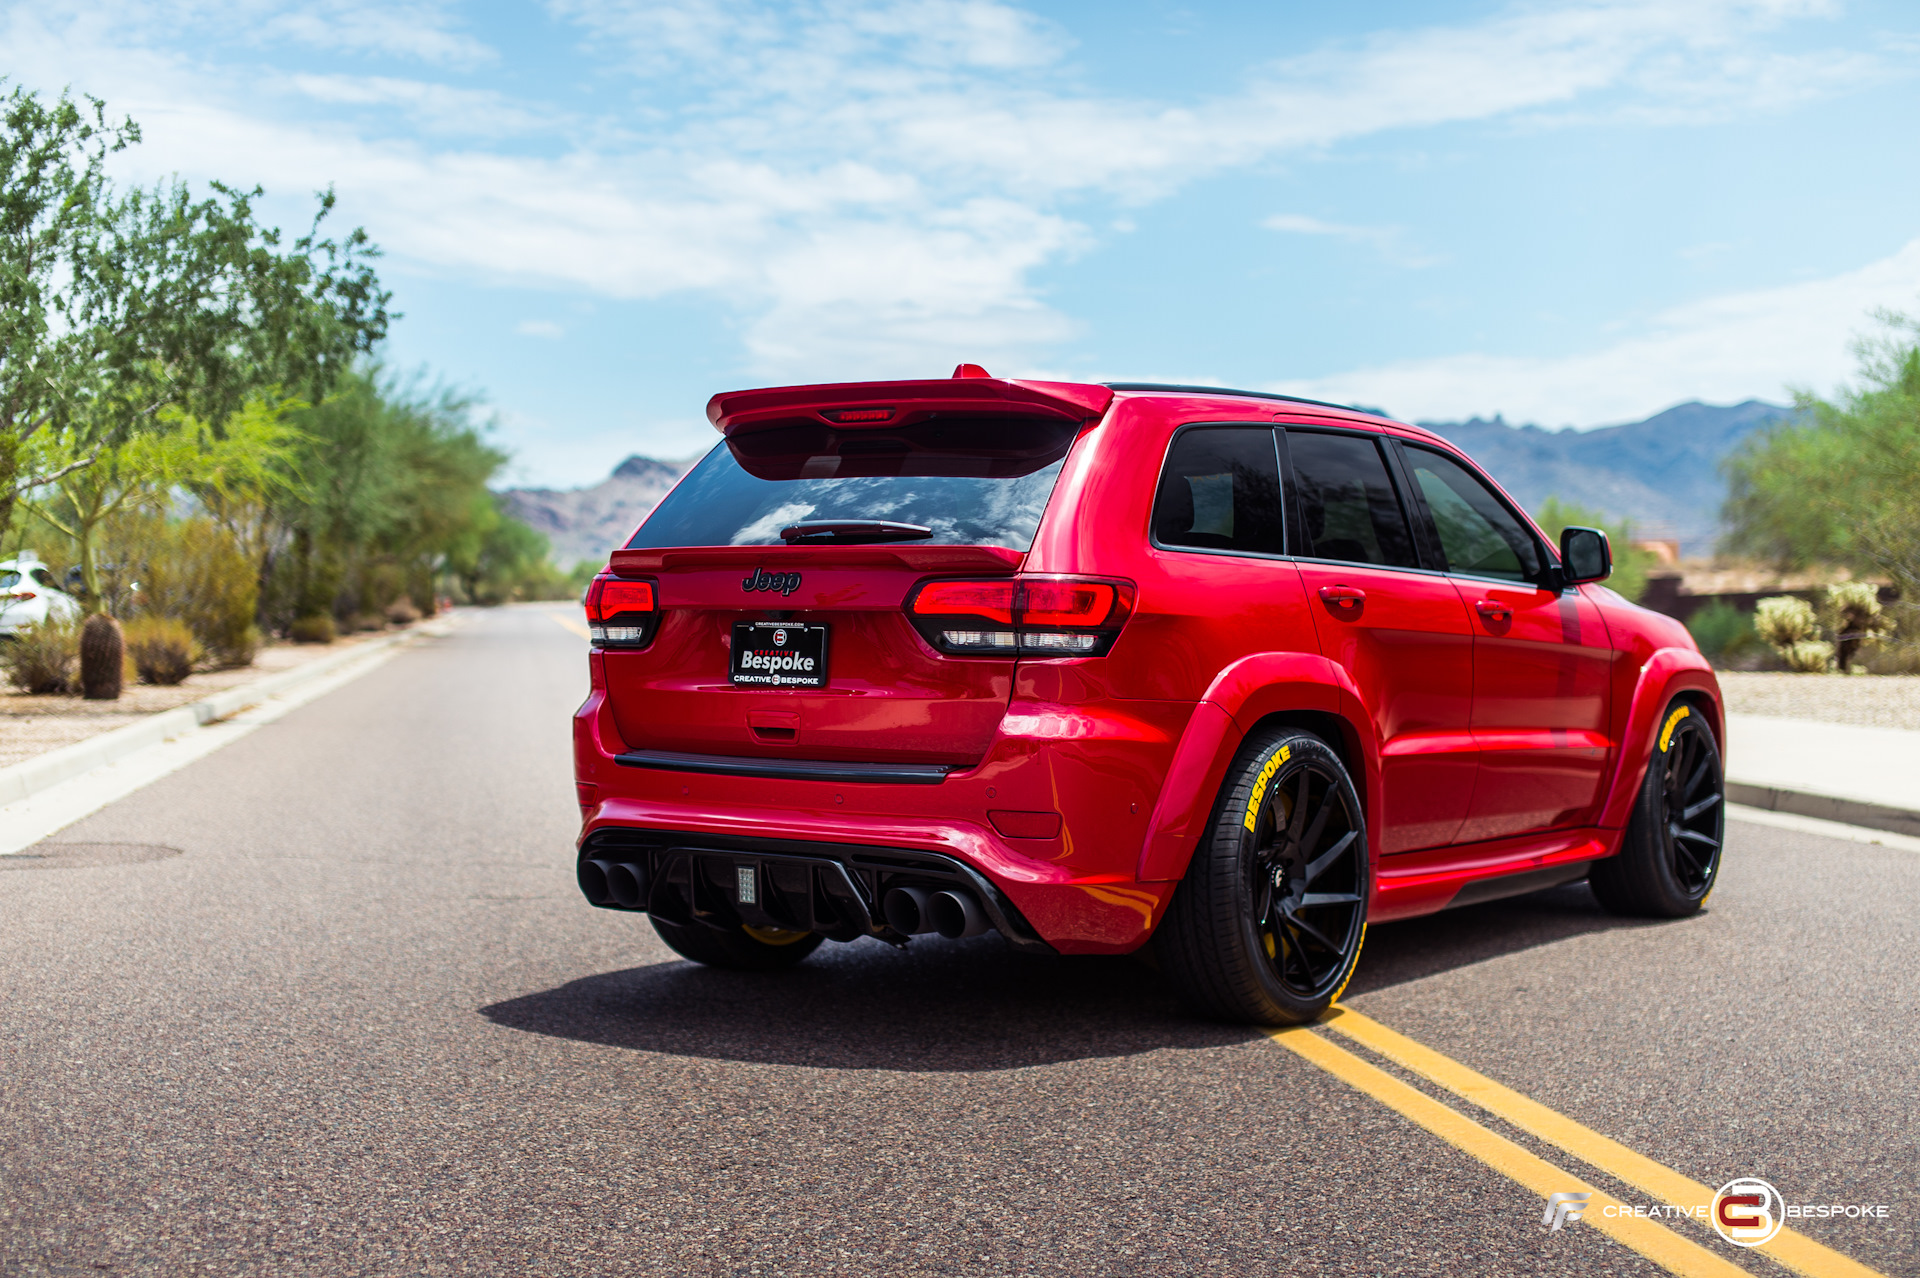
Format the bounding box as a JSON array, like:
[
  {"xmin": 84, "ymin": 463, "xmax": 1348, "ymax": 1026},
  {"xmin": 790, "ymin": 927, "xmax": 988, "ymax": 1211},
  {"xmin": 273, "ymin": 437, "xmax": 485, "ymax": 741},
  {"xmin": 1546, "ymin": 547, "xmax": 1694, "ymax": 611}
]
[
  {"xmin": 583, "ymin": 573, "xmax": 659, "ymax": 648},
  {"xmin": 905, "ymin": 575, "xmax": 1134, "ymax": 657}
]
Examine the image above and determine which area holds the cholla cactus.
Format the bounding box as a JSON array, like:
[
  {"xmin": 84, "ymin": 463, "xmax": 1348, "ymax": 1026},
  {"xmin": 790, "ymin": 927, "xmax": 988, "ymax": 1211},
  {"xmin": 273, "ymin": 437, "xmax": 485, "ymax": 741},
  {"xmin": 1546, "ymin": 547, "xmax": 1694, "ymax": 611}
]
[
  {"xmin": 1783, "ymin": 639, "xmax": 1837, "ymax": 673},
  {"xmin": 1753, "ymin": 595, "xmax": 1821, "ymax": 660},
  {"xmin": 1822, "ymin": 581, "xmax": 1896, "ymax": 671}
]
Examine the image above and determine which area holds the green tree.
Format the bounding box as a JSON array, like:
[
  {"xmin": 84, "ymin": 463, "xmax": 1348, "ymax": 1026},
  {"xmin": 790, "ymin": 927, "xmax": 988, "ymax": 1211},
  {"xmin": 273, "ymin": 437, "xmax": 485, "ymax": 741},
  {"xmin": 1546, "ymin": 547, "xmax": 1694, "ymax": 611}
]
[
  {"xmin": 1723, "ymin": 312, "xmax": 1920, "ymax": 601},
  {"xmin": 21, "ymin": 399, "xmax": 300, "ymax": 602},
  {"xmin": 0, "ymin": 83, "xmax": 388, "ymax": 530},
  {"xmin": 1533, "ymin": 497, "xmax": 1656, "ymax": 602}
]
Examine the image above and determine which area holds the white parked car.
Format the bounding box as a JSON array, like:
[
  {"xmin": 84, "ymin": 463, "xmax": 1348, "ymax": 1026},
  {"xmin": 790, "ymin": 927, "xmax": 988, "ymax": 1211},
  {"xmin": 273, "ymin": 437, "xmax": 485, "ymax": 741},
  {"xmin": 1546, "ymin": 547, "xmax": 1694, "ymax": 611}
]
[{"xmin": 0, "ymin": 554, "xmax": 83, "ymax": 638}]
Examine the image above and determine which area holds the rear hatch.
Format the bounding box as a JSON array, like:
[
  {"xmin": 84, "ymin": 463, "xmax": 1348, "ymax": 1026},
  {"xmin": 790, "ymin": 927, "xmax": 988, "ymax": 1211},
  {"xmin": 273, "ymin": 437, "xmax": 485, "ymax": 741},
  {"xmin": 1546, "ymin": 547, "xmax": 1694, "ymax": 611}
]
[{"xmin": 598, "ymin": 377, "xmax": 1110, "ymax": 766}]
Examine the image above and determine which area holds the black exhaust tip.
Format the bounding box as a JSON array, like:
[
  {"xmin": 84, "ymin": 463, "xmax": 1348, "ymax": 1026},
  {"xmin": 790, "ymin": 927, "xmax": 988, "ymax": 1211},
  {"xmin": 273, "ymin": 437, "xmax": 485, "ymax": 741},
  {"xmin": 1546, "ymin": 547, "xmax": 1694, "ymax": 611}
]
[
  {"xmin": 579, "ymin": 858, "xmax": 618, "ymax": 905},
  {"xmin": 883, "ymin": 886, "xmax": 935, "ymax": 935},
  {"xmin": 929, "ymin": 889, "xmax": 989, "ymax": 939},
  {"xmin": 608, "ymin": 862, "xmax": 650, "ymax": 910}
]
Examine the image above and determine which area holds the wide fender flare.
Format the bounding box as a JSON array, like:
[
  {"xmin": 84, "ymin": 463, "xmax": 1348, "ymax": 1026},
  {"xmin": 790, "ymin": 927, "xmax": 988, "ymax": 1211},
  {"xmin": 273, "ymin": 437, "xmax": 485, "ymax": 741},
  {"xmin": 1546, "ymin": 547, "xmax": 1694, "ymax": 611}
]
[
  {"xmin": 1137, "ymin": 653, "xmax": 1381, "ymax": 882},
  {"xmin": 1597, "ymin": 647, "xmax": 1723, "ymax": 831}
]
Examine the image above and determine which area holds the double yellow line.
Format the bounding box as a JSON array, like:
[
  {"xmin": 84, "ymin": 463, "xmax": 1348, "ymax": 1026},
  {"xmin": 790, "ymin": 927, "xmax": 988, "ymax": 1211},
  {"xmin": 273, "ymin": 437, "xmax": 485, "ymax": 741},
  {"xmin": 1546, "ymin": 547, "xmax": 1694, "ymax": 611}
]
[{"xmin": 1268, "ymin": 1008, "xmax": 1884, "ymax": 1277}]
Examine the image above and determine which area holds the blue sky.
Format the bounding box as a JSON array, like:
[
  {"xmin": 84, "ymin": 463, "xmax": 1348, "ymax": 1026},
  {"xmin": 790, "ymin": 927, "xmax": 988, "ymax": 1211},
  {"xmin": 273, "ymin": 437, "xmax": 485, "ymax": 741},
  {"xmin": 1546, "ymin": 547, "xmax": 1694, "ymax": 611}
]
[{"xmin": 10, "ymin": 1, "xmax": 1920, "ymax": 487}]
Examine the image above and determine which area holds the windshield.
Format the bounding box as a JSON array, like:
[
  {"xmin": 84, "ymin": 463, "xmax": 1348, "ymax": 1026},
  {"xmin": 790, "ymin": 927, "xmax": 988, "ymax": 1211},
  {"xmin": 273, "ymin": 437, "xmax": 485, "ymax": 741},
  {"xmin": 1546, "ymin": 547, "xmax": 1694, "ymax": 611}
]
[{"xmin": 628, "ymin": 417, "xmax": 1078, "ymax": 551}]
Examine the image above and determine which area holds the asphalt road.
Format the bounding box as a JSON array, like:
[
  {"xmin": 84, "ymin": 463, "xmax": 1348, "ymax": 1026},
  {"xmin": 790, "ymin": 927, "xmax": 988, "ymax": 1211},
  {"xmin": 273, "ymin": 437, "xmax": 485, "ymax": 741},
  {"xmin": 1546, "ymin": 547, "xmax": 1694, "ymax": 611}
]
[{"xmin": 2, "ymin": 605, "xmax": 1913, "ymax": 1277}]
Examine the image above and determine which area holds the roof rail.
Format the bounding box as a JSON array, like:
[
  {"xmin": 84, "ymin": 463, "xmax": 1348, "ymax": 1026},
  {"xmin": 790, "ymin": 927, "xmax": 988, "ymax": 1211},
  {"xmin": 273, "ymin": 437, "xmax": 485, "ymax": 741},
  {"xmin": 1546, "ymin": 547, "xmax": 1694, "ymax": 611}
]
[{"xmin": 1102, "ymin": 383, "xmax": 1373, "ymax": 416}]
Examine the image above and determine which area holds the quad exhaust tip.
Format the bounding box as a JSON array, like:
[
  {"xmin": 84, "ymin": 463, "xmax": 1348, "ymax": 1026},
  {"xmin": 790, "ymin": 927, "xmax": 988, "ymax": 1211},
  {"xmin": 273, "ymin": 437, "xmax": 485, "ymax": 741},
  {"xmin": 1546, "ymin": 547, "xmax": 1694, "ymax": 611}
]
[
  {"xmin": 883, "ymin": 886, "xmax": 935, "ymax": 935},
  {"xmin": 884, "ymin": 886, "xmax": 988, "ymax": 938},
  {"xmin": 928, "ymin": 889, "xmax": 989, "ymax": 938},
  {"xmin": 579, "ymin": 858, "xmax": 649, "ymax": 909},
  {"xmin": 609, "ymin": 861, "xmax": 649, "ymax": 909}
]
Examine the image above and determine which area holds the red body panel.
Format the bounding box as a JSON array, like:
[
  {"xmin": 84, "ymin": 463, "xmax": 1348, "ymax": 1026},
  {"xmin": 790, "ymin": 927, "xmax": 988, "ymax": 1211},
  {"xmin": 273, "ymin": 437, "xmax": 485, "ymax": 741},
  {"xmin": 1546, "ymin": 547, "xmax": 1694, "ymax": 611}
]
[{"xmin": 574, "ymin": 379, "xmax": 1722, "ymax": 955}]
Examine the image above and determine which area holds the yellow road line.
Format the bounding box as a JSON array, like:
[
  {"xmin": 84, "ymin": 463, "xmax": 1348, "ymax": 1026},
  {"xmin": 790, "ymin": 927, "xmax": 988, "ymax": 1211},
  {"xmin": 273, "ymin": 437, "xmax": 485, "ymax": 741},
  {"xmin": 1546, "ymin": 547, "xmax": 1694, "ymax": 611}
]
[
  {"xmin": 1268, "ymin": 1026, "xmax": 1754, "ymax": 1277},
  {"xmin": 1321, "ymin": 1007, "xmax": 1887, "ymax": 1278},
  {"xmin": 550, "ymin": 612, "xmax": 591, "ymax": 639}
]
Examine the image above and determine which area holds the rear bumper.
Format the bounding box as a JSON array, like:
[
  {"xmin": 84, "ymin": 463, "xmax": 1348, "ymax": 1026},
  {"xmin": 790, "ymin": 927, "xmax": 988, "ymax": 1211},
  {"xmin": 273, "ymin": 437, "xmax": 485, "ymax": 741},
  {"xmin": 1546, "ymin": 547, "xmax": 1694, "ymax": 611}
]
[{"xmin": 573, "ymin": 688, "xmax": 1189, "ymax": 954}]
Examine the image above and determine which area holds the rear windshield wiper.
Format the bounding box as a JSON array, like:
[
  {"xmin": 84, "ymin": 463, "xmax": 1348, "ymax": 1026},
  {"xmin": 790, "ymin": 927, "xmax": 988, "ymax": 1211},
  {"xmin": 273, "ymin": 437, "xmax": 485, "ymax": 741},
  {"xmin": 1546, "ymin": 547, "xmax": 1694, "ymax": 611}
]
[{"xmin": 779, "ymin": 520, "xmax": 934, "ymax": 545}]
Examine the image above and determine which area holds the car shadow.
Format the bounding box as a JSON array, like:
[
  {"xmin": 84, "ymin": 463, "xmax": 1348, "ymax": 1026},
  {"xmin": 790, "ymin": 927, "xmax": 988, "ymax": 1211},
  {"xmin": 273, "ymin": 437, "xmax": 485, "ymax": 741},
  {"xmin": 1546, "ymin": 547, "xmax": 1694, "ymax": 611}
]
[
  {"xmin": 481, "ymin": 883, "xmax": 1669, "ymax": 1072},
  {"xmin": 1344, "ymin": 881, "xmax": 1666, "ymax": 997}
]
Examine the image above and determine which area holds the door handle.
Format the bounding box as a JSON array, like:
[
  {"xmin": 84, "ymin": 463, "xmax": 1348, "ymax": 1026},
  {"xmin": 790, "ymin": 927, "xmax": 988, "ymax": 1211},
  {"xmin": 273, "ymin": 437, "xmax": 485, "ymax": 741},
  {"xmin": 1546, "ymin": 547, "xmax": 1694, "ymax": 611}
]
[
  {"xmin": 1474, "ymin": 599, "xmax": 1513, "ymax": 623},
  {"xmin": 1318, "ymin": 586, "xmax": 1365, "ymax": 616}
]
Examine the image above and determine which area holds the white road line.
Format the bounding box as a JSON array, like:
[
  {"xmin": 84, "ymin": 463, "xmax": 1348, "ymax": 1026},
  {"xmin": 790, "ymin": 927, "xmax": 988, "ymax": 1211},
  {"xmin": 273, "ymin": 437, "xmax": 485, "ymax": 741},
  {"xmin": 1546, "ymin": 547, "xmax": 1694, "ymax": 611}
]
[
  {"xmin": 1727, "ymin": 802, "xmax": 1920, "ymax": 853},
  {"xmin": 0, "ymin": 643, "xmax": 409, "ymax": 855}
]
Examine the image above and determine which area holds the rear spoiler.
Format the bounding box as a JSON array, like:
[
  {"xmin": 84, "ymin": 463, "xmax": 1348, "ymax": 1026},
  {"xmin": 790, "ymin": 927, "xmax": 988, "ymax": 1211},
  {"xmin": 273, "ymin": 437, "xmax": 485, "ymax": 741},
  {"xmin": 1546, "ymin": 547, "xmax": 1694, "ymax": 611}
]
[{"xmin": 706, "ymin": 377, "xmax": 1114, "ymax": 436}]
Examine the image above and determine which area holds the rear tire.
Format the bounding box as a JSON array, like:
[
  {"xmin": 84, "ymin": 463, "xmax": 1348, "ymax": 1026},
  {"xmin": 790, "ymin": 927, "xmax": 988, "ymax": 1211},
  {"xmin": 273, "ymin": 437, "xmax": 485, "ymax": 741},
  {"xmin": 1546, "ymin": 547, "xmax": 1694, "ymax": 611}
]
[
  {"xmin": 1590, "ymin": 698, "xmax": 1724, "ymax": 918},
  {"xmin": 649, "ymin": 918, "xmax": 824, "ymax": 970},
  {"xmin": 1156, "ymin": 729, "xmax": 1370, "ymax": 1025}
]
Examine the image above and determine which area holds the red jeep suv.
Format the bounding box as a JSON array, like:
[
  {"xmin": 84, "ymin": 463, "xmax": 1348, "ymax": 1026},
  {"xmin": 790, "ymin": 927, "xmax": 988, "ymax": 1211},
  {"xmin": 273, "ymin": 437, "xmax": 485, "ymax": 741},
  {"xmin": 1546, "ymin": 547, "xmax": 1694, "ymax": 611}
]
[{"xmin": 573, "ymin": 370, "xmax": 1725, "ymax": 1024}]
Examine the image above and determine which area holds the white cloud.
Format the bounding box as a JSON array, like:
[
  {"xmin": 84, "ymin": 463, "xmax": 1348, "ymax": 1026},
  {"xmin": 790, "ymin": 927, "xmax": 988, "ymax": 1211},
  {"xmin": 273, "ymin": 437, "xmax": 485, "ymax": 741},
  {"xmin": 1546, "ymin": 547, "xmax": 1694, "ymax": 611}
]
[
  {"xmin": 1262, "ymin": 214, "xmax": 1442, "ymax": 268},
  {"xmin": 3, "ymin": 0, "xmax": 1901, "ymax": 381},
  {"xmin": 516, "ymin": 319, "xmax": 566, "ymax": 339},
  {"xmin": 1268, "ymin": 238, "xmax": 1920, "ymax": 426},
  {"xmin": 289, "ymin": 75, "xmax": 557, "ymax": 136},
  {"xmin": 257, "ymin": 1, "xmax": 495, "ymax": 67}
]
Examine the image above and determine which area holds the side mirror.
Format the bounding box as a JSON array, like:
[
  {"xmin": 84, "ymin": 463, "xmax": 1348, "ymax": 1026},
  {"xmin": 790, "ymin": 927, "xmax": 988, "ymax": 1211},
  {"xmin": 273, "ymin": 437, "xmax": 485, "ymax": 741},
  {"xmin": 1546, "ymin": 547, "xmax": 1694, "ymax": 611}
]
[{"xmin": 1559, "ymin": 526, "xmax": 1612, "ymax": 585}]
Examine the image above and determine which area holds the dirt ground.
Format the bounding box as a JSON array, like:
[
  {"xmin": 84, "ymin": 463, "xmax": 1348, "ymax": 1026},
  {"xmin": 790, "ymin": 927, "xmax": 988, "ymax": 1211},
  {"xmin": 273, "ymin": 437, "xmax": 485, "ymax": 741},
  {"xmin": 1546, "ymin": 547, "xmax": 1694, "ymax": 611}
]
[
  {"xmin": 1716, "ymin": 669, "xmax": 1920, "ymax": 730},
  {"xmin": 0, "ymin": 630, "xmax": 385, "ymax": 769}
]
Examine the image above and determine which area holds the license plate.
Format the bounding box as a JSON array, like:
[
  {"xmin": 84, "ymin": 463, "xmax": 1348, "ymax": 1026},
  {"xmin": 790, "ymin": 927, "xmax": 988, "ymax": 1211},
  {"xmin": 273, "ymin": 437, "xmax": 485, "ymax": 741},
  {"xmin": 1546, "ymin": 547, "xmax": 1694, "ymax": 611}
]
[{"xmin": 730, "ymin": 621, "xmax": 829, "ymax": 688}]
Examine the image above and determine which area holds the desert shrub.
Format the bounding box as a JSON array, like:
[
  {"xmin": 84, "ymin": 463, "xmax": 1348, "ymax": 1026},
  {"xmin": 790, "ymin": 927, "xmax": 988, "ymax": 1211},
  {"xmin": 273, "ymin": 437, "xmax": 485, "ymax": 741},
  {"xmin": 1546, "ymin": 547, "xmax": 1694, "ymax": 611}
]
[
  {"xmin": 1686, "ymin": 600, "xmax": 1757, "ymax": 662},
  {"xmin": 3, "ymin": 618, "xmax": 79, "ymax": 694},
  {"xmin": 124, "ymin": 617, "xmax": 200, "ymax": 685},
  {"xmin": 346, "ymin": 611, "xmax": 387, "ymax": 632},
  {"xmin": 289, "ymin": 614, "xmax": 337, "ymax": 644},
  {"xmin": 137, "ymin": 517, "xmax": 261, "ymax": 667},
  {"xmin": 385, "ymin": 597, "xmax": 421, "ymax": 626},
  {"xmin": 79, "ymin": 614, "xmax": 124, "ymax": 700}
]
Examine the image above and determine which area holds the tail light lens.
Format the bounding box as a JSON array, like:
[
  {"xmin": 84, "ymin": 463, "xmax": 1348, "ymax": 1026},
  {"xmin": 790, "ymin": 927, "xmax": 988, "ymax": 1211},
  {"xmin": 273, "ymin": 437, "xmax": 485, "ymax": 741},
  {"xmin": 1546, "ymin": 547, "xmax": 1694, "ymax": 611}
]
[
  {"xmin": 905, "ymin": 575, "xmax": 1133, "ymax": 658},
  {"xmin": 583, "ymin": 573, "xmax": 659, "ymax": 648}
]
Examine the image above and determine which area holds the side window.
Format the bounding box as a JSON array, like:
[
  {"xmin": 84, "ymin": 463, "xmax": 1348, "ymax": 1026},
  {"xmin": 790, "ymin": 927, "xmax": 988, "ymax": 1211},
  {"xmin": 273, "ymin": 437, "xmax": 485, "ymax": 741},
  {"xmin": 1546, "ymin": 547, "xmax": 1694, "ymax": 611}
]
[
  {"xmin": 1284, "ymin": 431, "xmax": 1418, "ymax": 568},
  {"xmin": 1402, "ymin": 445, "xmax": 1543, "ymax": 583},
  {"xmin": 1151, "ymin": 426, "xmax": 1285, "ymax": 556}
]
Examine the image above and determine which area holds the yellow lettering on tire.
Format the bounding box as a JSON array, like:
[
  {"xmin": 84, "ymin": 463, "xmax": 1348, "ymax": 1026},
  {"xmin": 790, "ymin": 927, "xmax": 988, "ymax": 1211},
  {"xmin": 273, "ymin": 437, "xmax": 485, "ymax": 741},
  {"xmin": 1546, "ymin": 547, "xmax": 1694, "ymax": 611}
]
[
  {"xmin": 1244, "ymin": 745, "xmax": 1291, "ymax": 831},
  {"xmin": 1658, "ymin": 704, "xmax": 1690, "ymax": 753}
]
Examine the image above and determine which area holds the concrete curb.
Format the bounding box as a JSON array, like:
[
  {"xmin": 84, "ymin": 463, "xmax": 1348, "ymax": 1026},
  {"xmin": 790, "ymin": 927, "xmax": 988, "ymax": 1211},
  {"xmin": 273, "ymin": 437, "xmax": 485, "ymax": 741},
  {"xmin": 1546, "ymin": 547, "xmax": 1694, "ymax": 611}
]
[
  {"xmin": 0, "ymin": 617, "xmax": 455, "ymax": 807},
  {"xmin": 1726, "ymin": 781, "xmax": 1920, "ymax": 841}
]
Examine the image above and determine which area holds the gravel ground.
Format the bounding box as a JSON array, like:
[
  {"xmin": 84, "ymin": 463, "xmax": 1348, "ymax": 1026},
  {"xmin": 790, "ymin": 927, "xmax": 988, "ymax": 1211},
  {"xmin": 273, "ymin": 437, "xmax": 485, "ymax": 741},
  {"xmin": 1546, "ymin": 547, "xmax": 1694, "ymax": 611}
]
[
  {"xmin": 1716, "ymin": 671, "xmax": 1920, "ymax": 730},
  {"xmin": 1, "ymin": 608, "xmax": 1911, "ymax": 1276},
  {"xmin": 0, "ymin": 630, "xmax": 388, "ymax": 768}
]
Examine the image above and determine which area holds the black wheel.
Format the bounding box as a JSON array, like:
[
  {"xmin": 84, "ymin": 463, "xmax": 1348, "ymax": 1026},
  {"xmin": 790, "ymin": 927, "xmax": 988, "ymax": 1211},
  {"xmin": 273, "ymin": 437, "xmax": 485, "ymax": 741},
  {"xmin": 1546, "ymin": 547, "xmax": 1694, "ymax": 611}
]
[
  {"xmin": 1156, "ymin": 729, "xmax": 1370, "ymax": 1025},
  {"xmin": 1590, "ymin": 698, "xmax": 1724, "ymax": 918},
  {"xmin": 649, "ymin": 918, "xmax": 824, "ymax": 970}
]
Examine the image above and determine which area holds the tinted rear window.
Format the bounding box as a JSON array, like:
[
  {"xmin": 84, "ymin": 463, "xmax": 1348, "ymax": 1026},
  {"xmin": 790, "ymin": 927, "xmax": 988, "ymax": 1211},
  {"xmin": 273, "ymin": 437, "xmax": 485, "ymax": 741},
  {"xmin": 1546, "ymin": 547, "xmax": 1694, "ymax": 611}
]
[
  {"xmin": 1151, "ymin": 426, "xmax": 1285, "ymax": 556},
  {"xmin": 628, "ymin": 417, "xmax": 1078, "ymax": 550},
  {"xmin": 1284, "ymin": 430, "xmax": 1418, "ymax": 569}
]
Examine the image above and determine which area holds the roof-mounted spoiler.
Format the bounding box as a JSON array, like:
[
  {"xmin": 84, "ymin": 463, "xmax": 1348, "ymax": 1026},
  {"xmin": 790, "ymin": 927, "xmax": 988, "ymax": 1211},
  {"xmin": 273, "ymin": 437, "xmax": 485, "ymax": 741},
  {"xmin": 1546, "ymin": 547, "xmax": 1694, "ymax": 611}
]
[{"xmin": 706, "ymin": 372, "xmax": 1113, "ymax": 436}]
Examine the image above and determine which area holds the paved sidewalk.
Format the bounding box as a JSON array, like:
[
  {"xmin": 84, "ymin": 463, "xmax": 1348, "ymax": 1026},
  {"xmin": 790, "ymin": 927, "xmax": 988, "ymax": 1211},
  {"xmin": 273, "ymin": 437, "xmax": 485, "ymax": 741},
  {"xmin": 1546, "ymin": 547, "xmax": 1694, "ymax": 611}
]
[{"xmin": 1726, "ymin": 712, "xmax": 1920, "ymax": 837}]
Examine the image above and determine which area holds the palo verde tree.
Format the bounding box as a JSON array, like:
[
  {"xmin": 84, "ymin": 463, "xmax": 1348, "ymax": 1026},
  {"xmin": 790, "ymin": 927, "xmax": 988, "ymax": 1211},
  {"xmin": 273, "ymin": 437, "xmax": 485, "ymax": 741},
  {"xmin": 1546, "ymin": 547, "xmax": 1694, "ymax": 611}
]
[
  {"xmin": 1724, "ymin": 311, "xmax": 1920, "ymax": 601},
  {"xmin": 0, "ymin": 82, "xmax": 389, "ymax": 537}
]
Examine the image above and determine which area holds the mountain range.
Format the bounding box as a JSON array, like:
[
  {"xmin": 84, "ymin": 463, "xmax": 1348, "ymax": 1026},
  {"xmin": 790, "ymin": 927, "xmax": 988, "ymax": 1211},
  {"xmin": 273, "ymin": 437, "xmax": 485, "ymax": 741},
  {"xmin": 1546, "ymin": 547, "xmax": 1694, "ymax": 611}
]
[{"xmin": 500, "ymin": 399, "xmax": 1793, "ymax": 566}]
